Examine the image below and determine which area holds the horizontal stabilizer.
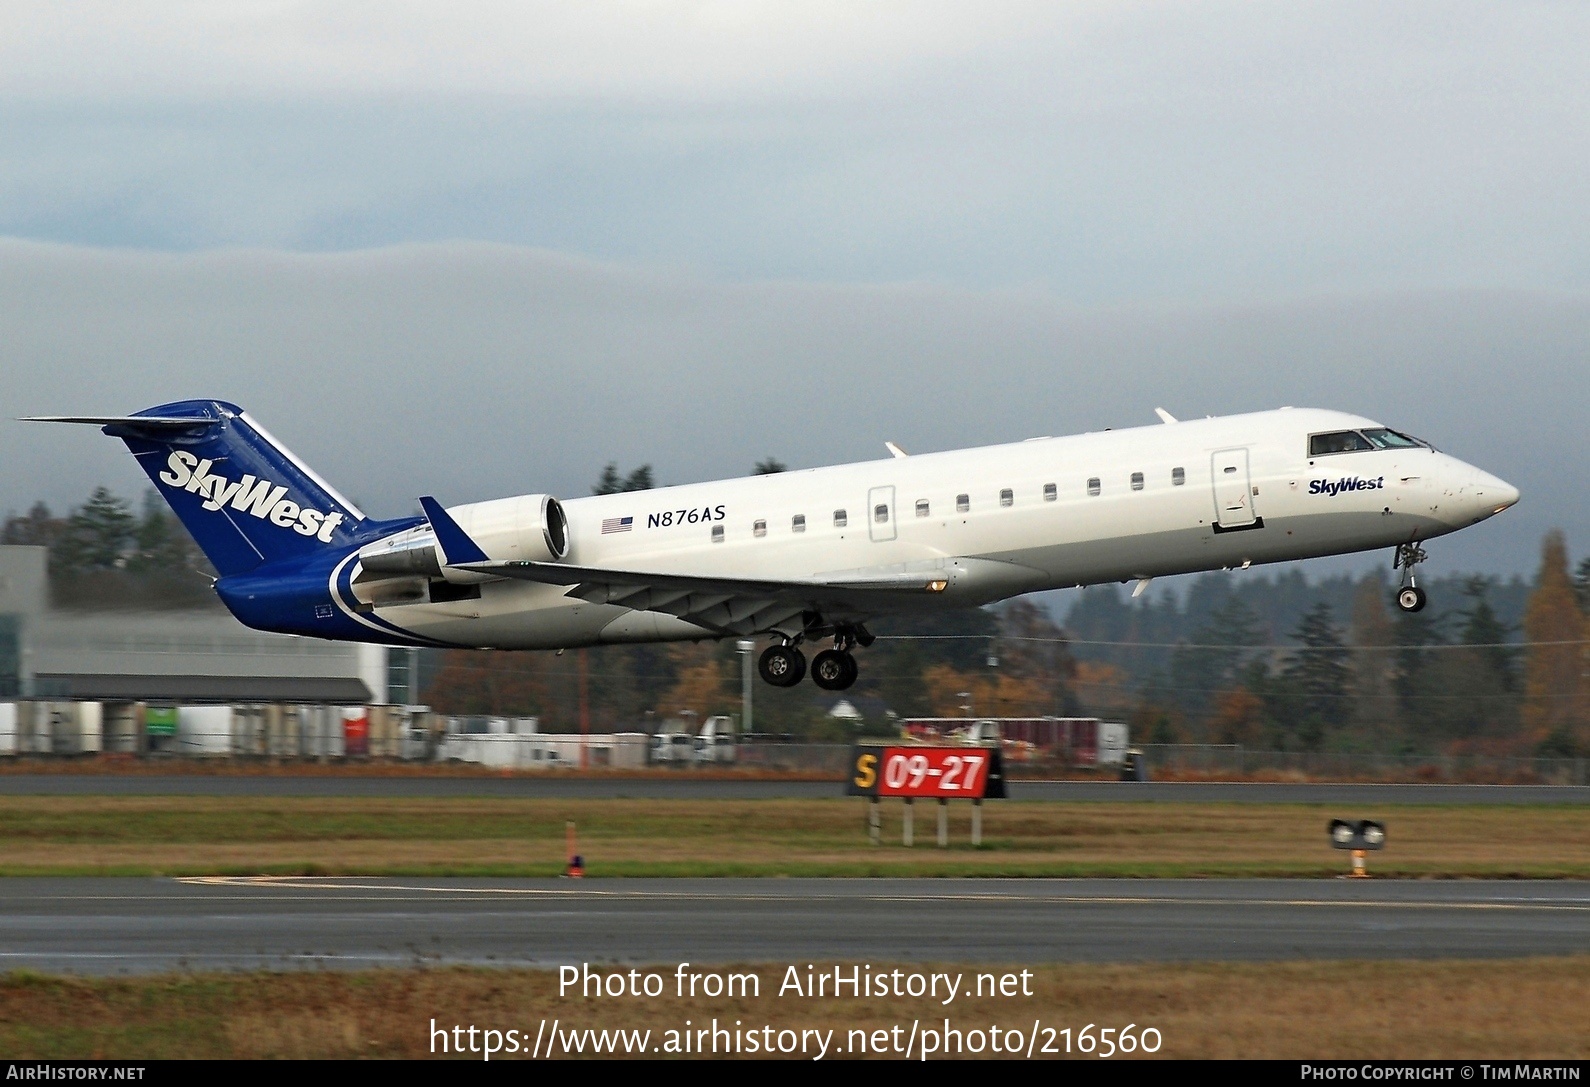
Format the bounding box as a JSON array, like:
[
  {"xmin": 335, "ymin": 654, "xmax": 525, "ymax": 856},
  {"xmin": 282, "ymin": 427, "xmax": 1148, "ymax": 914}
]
[
  {"xmin": 418, "ymin": 496, "xmax": 490, "ymax": 566},
  {"xmin": 23, "ymin": 415, "xmax": 213, "ymax": 432}
]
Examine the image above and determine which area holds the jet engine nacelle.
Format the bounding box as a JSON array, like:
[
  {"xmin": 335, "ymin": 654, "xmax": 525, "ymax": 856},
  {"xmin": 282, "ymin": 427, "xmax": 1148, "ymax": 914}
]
[{"xmin": 358, "ymin": 493, "xmax": 569, "ymax": 584}]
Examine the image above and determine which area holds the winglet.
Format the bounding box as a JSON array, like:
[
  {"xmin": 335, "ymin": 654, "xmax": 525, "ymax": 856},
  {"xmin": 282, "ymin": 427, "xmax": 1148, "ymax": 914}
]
[
  {"xmin": 1154, "ymin": 408, "xmax": 1177, "ymax": 424},
  {"xmin": 885, "ymin": 441, "xmax": 908, "ymax": 459},
  {"xmin": 418, "ymin": 496, "xmax": 490, "ymax": 565}
]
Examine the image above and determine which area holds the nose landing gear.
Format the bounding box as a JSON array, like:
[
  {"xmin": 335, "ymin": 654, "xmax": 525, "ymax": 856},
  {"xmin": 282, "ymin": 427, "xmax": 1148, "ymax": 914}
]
[
  {"xmin": 1396, "ymin": 584, "xmax": 1427, "ymax": 613},
  {"xmin": 1393, "ymin": 542, "xmax": 1429, "ymax": 613}
]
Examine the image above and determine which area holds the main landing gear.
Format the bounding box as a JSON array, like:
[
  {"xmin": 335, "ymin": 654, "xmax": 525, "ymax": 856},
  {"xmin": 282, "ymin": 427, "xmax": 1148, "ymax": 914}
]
[
  {"xmin": 758, "ymin": 643, "xmax": 807, "ymax": 687},
  {"xmin": 757, "ymin": 624, "xmax": 871, "ymax": 691},
  {"xmin": 1393, "ymin": 542, "xmax": 1429, "ymax": 613}
]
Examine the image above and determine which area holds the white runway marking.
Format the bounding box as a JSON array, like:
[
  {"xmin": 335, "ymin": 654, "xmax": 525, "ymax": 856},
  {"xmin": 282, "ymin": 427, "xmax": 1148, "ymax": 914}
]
[{"xmin": 170, "ymin": 875, "xmax": 1590, "ymax": 911}]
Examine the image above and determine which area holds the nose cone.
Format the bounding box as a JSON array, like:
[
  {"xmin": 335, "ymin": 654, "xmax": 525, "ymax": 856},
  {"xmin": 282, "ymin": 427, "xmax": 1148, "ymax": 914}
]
[
  {"xmin": 1489, "ymin": 477, "xmax": 1521, "ymax": 513},
  {"xmin": 1458, "ymin": 466, "xmax": 1519, "ymax": 525}
]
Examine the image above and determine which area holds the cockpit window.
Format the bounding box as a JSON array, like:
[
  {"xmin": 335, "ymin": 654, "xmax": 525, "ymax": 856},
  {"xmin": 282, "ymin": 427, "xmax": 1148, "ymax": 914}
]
[
  {"xmin": 1360, "ymin": 427, "xmax": 1426, "ymax": 450},
  {"xmin": 1309, "ymin": 431, "xmax": 1376, "ymax": 456}
]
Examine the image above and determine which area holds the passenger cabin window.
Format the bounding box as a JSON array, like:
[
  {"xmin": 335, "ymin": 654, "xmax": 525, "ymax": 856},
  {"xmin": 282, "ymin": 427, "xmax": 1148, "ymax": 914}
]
[
  {"xmin": 956, "ymin": 494, "xmax": 970, "ymax": 512},
  {"xmin": 753, "ymin": 519, "xmax": 767, "ymax": 538},
  {"xmin": 1043, "ymin": 483, "xmax": 1057, "ymax": 501},
  {"xmin": 1131, "ymin": 472, "xmax": 1144, "ymax": 491},
  {"xmin": 711, "ymin": 524, "xmax": 724, "ymax": 543},
  {"xmin": 874, "ymin": 504, "xmax": 889, "ymax": 524},
  {"xmin": 915, "ymin": 499, "xmax": 930, "ymax": 517},
  {"xmin": 1087, "ymin": 477, "xmax": 1101, "ymax": 497},
  {"xmin": 833, "ymin": 509, "xmax": 848, "ymax": 528},
  {"xmin": 1172, "ymin": 467, "xmax": 1186, "ymax": 486},
  {"xmin": 999, "ymin": 488, "xmax": 1014, "ymax": 507},
  {"xmin": 1309, "ymin": 430, "xmax": 1376, "ymax": 457},
  {"xmin": 792, "ymin": 514, "xmax": 806, "ymax": 533}
]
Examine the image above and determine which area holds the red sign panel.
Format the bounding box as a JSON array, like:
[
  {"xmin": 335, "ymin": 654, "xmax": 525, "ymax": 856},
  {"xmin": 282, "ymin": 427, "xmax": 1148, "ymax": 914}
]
[
  {"xmin": 847, "ymin": 745, "xmax": 1005, "ymax": 799},
  {"xmin": 342, "ymin": 712, "xmax": 369, "ymax": 758}
]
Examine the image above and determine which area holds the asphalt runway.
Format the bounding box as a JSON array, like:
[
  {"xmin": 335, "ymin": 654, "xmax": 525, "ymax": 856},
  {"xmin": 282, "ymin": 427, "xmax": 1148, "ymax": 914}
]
[
  {"xmin": 0, "ymin": 775, "xmax": 1585, "ymax": 803},
  {"xmin": 1, "ymin": 877, "xmax": 1586, "ymax": 974}
]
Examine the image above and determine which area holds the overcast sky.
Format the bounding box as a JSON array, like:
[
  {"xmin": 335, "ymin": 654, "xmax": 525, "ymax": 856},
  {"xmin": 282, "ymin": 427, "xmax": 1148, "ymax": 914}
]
[{"xmin": 2, "ymin": 3, "xmax": 1586, "ymax": 580}]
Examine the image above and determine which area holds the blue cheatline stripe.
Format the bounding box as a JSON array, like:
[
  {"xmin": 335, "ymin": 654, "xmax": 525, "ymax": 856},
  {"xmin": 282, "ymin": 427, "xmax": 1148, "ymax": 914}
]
[{"xmin": 328, "ymin": 552, "xmax": 463, "ymax": 649}]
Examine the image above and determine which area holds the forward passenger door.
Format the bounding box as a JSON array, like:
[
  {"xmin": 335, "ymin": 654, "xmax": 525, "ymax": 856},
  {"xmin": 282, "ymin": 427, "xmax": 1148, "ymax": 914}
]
[{"xmin": 1210, "ymin": 448, "xmax": 1258, "ymax": 530}]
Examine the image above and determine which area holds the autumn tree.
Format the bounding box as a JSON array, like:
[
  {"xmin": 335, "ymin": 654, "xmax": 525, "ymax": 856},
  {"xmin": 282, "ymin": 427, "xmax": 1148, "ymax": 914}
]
[
  {"xmin": 1520, "ymin": 531, "xmax": 1587, "ymax": 750},
  {"xmin": 1210, "ymin": 687, "xmax": 1267, "ymax": 747},
  {"xmin": 994, "ymin": 599, "xmax": 1080, "ymax": 715},
  {"xmin": 422, "ymin": 650, "xmax": 553, "ymax": 718},
  {"xmin": 657, "ymin": 642, "xmax": 731, "ymax": 720}
]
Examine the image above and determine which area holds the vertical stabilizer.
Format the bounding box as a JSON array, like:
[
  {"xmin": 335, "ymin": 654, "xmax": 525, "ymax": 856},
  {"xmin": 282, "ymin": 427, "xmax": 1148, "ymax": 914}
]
[{"xmin": 85, "ymin": 400, "xmax": 365, "ymax": 577}]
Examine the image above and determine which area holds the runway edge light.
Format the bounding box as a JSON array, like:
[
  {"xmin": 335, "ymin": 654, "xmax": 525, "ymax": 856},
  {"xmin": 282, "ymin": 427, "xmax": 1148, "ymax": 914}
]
[{"xmin": 1327, "ymin": 819, "xmax": 1386, "ymax": 878}]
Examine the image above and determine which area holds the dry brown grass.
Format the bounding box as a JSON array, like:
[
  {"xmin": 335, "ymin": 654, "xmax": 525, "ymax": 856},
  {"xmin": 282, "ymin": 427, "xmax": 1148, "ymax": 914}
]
[
  {"xmin": 2, "ymin": 959, "xmax": 1587, "ymax": 1059},
  {"xmin": 0, "ymin": 796, "xmax": 1585, "ymax": 877}
]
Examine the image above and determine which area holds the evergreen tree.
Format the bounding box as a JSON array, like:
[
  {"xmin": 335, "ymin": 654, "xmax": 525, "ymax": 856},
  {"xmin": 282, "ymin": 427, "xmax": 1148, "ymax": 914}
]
[
  {"xmin": 1167, "ymin": 593, "xmax": 1263, "ymax": 729},
  {"xmin": 592, "ymin": 464, "xmax": 655, "ymax": 494},
  {"xmin": 753, "ymin": 458, "xmax": 787, "ymax": 475},
  {"xmin": 1, "ymin": 502, "xmax": 61, "ymax": 547},
  {"xmin": 51, "ymin": 487, "xmax": 135, "ymax": 572},
  {"xmin": 1457, "ymin": 577, "xmax": 1517, "ymax": 693},
  {"xmin": 592, "ymin": 463, "xmax": 622, "ymax": 495},
  {"xmin": 1348, "ymin": 575, "xmax": 1399, "ymax": 746},
  {"xmin": 1277, "ymin": 602, "xmax": 1350, "ymax": 750},
  {"xmin": 127, "ymin": 489, "xmax": 212, "ymax": 580}
]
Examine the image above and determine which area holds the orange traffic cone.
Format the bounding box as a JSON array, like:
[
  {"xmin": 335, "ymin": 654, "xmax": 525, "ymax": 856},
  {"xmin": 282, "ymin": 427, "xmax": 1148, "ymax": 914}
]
[{"xmin": 565, "ymin": 820, "xmax": 583, "ymax": 878}]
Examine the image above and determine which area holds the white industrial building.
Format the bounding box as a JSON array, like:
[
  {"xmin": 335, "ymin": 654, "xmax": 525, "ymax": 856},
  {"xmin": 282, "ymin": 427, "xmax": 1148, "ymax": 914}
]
[{"xmin": 0, "ymin": 545, "xmax": 403, "ymax": 704}]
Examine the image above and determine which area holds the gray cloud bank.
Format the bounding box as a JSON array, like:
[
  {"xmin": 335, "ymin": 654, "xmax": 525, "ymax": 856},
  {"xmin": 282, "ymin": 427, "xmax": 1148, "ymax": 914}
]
[
  {"xmin": 1, "ymin": 240, "xmax": 1581, "ymax": 577},
  {"xmin": 3, "ymin": 3, "xmax": 1588, "ymax": 298}
]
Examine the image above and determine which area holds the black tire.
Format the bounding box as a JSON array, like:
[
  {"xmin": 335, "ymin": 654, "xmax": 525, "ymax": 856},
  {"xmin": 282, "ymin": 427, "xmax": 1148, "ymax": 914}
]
[
  {"xmin": 758, "ymin": 645, "xmax": 806, "ymax": 687},
  {"xmin": 1395, "ymin": 585, "xmax": 1427, "ymax": 613},
  {"xmin": 812, "ymin": 649, "xmax": 858, "ymax": 691}
]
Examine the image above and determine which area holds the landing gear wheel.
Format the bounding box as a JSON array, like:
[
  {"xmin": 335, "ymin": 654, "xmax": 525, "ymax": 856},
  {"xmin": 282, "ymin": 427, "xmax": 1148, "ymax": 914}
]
[
  {"xmin": 811, "ymin": 649, "xmax": 858, "ymax": 691},
  {"xmin": 758, "ymin": 644, "xmax": 807, "ymax": 687},
  {"xmin": 1395, "ymin": 585, "xmax": 1427, "ymax": 613}
]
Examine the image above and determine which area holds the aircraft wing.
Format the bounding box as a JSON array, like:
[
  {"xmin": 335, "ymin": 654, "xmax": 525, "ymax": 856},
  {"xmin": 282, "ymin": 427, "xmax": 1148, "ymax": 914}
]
[{"xmin": 453, "ymin": 559, "xmax": 949, "ymax": 636}]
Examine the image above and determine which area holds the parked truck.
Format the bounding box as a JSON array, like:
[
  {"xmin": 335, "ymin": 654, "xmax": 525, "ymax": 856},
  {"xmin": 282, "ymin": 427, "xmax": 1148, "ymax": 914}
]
[
  {"xmin": 900, "ymin": 716, "xmax": 1129, "ymax": 767},
  {"xmin": 693, "ymin": 715, "xmax": 737, "ymax": 764}
]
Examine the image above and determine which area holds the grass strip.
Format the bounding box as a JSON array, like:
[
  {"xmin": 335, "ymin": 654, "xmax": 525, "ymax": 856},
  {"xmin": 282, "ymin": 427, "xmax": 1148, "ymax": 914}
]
[
  {"xmin": 0, "ymin": 797, "xmax": 1585, "ymax": 878},
  {"xmin": 2, "ymin": 958, "xmax": 1586, "ymax": 1059}
]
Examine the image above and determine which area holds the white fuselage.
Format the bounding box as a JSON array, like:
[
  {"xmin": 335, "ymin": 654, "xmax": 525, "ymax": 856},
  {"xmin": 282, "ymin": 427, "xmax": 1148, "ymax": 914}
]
[{"xmin": 351, "ymin": 408, "xmax": 1517, "ymax": 649}]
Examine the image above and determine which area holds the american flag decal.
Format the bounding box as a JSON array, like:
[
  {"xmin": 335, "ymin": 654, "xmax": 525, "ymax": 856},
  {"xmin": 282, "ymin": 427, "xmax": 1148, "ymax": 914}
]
[{"xmin": 601, "ymin": 516, "xmax": 634, "ymax": 534}]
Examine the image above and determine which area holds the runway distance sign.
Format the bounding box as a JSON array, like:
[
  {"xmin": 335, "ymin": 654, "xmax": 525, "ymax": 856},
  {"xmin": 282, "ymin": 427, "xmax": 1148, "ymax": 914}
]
[{"xmin": 847, "ymin": 745, "xmax": 1007, "ymax": 799}]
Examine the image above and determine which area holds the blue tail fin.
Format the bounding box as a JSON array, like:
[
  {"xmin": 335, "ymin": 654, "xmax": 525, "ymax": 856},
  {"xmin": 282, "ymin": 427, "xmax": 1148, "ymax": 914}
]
[{"xmin": 105, "ymin": 399, "xmax": 366, "ymax": 577}]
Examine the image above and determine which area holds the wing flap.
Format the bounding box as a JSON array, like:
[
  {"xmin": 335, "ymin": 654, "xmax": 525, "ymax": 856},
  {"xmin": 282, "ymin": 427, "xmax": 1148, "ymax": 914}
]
[
  {"xmin": 457, "ymin": 560, "xmax": 949, "ymax": 597},
  {"xmin": 455, "ymin": 559, "xmax": 952, "ymax": 635}
]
